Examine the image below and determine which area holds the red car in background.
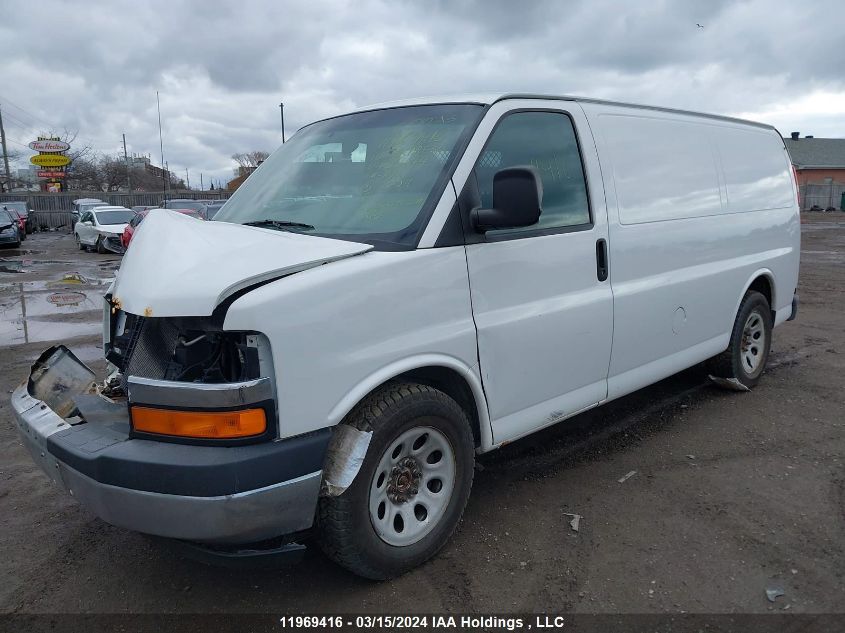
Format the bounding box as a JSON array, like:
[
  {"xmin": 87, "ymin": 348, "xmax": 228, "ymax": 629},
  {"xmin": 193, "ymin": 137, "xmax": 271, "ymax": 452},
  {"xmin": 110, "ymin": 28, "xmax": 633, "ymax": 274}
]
[
  {"xmin": 2, "ymin": 205, "xmax": 27, "ymax": 240},
  {"xmin": 121, "ymin": 208, "xmax": 203, "ymax": 249}
]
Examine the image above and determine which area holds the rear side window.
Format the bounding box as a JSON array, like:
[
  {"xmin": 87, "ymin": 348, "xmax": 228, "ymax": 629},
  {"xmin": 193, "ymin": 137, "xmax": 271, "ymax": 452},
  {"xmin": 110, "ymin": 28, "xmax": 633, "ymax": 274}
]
[{"xmin": 475, "ymin": 111, "xmax": 591, "ymax": 236}]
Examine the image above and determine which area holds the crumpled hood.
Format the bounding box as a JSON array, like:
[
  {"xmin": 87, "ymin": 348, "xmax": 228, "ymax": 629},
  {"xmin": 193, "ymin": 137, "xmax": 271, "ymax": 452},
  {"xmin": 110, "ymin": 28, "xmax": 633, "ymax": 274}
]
[{"xmin": 112, "ymin": 209, "xmax": 372, "ymax": 317}]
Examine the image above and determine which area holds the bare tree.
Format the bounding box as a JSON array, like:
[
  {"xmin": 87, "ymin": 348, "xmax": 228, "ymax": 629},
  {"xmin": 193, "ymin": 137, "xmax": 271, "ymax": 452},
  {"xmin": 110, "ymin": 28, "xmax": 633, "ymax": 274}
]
[
  {"xmin": 99, "ymin": 156, "xmax": 128, "ymax": 191},
  {"xmin": 231, "ymin": 151, "xmax": 270, "ymax": 169},
  {"xmin": 65, "ymin": 154, "xmax": 101, "ymax": 191},
  {"xmin": 5, "ymin": 148, "xmax": 21, "ymax": 164}
]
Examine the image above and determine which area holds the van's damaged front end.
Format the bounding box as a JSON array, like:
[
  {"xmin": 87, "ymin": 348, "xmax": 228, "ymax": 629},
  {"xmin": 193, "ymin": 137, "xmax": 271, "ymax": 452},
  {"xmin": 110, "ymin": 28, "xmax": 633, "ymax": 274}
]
[{"xmin": 10, "ymin": 210, "xmax": 371, "ymax": 546}]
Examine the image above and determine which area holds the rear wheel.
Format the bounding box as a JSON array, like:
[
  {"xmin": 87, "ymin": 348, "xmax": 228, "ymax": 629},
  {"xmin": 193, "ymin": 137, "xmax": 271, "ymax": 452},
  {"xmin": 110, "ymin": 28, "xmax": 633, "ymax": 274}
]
[
  {"xmin": 709, "ymin": 290, "xmax": 773, "ymax": 389},
  {"xmin": 318, "ymin": 382, "xmax": 474, "ymax": 579}
]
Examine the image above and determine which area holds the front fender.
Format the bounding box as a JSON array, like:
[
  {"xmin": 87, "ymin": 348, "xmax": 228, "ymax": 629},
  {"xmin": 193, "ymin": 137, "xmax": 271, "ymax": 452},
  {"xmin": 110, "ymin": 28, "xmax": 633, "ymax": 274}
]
[{"xmin": 325, "ymin": 354, "xmax": 493, "ymax": 452}]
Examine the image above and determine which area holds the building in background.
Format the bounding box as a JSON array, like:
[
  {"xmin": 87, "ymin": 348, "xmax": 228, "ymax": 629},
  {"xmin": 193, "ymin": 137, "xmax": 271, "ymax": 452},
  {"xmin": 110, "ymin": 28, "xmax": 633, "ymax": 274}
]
[
  {"xmin": 227, "ymin": 165, "xmax": 256, "ymax": 191},
  {"xmin": 784, "ymin": 133, "xmax": 845, "ymax": 210},
  {"xmin": 15, "ymin": 165, "xmax": 39, "ymax": 184}
]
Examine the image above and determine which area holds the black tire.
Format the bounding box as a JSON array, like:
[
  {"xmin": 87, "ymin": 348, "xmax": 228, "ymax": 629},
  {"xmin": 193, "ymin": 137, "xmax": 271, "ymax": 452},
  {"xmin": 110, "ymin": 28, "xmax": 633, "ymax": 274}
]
[
  {"xmin": 76, "ymin": 233, "xmax": 85, "ymax": 251},
  {"xmin": 96, "ymin": 236, "xmax": 107, "ymax": 254},
  {"xmin": 318, "ymin": 382, "xmax": 475, "ymax": 580},
  {"xmin": 709, "ymin": 290, "xmax": 773, "ymax": 389}
]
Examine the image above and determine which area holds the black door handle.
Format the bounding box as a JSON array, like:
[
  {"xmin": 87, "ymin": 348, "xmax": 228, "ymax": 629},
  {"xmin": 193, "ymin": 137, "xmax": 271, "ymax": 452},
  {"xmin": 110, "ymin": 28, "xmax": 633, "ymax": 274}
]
[{"xmin": 596, "ymin": 239, "xmax": 608, "ymax": 282}]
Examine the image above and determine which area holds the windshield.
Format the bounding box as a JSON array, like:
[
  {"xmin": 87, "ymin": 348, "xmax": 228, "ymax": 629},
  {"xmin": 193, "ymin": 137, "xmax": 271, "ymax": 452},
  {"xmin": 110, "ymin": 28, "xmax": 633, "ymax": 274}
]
[
  {"xmin": 95, "ymin": 209, "xmax": 134, "ymax": 225},
  {"xmin": 0, "ymin": 210, "xmax": 12, "ymax": 224},
  {"xmin": 215, "ymin": 104, "xmax": 483, "ymax": 249},
  {"xmin": 3, "ymin": 202, "xmax": 26, "ymax": 215}
]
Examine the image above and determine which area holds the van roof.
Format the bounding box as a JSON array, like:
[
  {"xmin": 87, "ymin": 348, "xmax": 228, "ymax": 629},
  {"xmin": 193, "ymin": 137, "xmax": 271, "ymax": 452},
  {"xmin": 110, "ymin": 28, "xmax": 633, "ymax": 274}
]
[{"xmin": 343, "ymin": 93, "xmax": 774, "ymax": 131}]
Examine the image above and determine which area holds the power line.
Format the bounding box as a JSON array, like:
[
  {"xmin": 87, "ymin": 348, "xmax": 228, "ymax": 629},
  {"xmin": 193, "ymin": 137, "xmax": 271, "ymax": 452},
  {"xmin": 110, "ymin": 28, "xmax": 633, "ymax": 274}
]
[
  {"xmin": 1, "ymin": 110, "xmax": 41, "ymax": 131},
  {"xmin": 4, "ymin": 136, "xmax": 31, "ymax": 148},
  {"xmin": 0, "ymin": 94, "xmax": 57, "ymax": 129},
  {"xmin": 0, "ymin": 94, "xmax": 109, "ymax": 152}
]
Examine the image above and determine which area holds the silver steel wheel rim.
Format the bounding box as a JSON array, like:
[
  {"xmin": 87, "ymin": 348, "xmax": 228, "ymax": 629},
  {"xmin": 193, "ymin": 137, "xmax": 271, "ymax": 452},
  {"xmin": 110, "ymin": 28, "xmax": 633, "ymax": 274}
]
[
  {"xmin": 741, "ymin": 311, "xmax": 766, "ymax": 374},
  {"xmin": 369, "ymin": 425, "xmax": 456, "ymax": 547}
]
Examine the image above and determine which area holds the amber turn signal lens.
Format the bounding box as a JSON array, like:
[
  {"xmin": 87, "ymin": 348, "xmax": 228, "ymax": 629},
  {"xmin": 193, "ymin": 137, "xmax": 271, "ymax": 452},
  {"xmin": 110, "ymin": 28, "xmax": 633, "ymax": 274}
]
[{"xmin": 131, "ymin": 407, "xmax": 266, "ymax": 439}]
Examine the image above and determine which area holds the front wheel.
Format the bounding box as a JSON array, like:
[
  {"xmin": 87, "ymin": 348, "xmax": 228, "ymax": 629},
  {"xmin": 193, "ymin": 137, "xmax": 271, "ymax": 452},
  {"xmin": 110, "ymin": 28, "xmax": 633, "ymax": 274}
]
[
  {"xmin": 96, "ymin": 236, "xmax": 107, "ymax": 254},
  {"xmin": 318, "ymin": 382, "xmax": 475, "ymax": 580},
  {"xmin": 709, "ymin": 290, "xmax": 773, "ymax": 389}
]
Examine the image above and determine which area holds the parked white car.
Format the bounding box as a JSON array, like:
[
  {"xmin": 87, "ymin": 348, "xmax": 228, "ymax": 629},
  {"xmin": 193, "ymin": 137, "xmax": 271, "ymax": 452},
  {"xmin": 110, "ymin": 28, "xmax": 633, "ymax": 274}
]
[
  {"xmin": 74, "ymin": 206, "xmax": 134, "ymax": 253},
  {"xmin": 70, "ymin": 198, "xmax": 109, "ymax": 232},
  {"xmin": 12, "ymin": 93, "xmax": 800, "ymax": 579}
]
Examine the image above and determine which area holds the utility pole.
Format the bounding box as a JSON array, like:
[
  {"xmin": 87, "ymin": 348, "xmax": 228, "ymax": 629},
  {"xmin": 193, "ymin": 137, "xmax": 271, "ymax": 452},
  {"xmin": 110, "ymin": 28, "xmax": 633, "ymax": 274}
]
[
  {"xmin": 122, "ymin": 133, "xmax": 131, "ymax": 193},
  {"xmin": 279, "ymin": 102, "xmax": 285, "ymax": 143},
  {"xmin": 185, "ymin": 168, "xmax": 190, "ymax": 190},
  {"xmin": 0, "ymin": 106, "xmax": 12, "ymax": 192},
  {"xmin": 200, "ymin": 172, "xmax": 204, "ymax": 191},
  {"xmin": 157, "ymin": 91, "xmax": 166, "ymax": 201}
]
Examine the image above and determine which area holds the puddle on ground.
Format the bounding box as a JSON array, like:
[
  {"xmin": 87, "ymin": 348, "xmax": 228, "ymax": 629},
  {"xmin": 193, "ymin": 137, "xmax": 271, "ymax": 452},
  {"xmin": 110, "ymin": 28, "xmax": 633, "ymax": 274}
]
[
  {"xmin": 0, "ymin": 261, "xmax": 25, "ymax": 273},
  {"xmin": 0, "ymin": 289, "xmax": 100, "ymax": 317},
  {"xmin": 0, "ymin": 278, "xmax": 110, "ymax": 347},
  {"xmin": 0, "ymin": 274, "xmax": 114, "ymax": 293},
  {"xmin": 0, "ymin": 317, "xmax": 100, "ymax": 346},
  {"xmin": 24, "ymin": 343, "xmax": 103, "ymax": 363}
]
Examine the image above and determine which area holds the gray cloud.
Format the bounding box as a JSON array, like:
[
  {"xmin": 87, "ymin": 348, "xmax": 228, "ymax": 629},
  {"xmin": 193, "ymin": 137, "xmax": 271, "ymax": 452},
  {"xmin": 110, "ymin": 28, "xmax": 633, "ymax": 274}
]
[{"xmin": 1, "ymin": 0, "xmax": 843, "ymax": 186}]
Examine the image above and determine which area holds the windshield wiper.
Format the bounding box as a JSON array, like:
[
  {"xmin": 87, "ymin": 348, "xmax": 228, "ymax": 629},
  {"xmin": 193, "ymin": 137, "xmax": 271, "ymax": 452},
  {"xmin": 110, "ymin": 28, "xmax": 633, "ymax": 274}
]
[{"xmin": 242, "ymin": 219, "xmax": 315, "ymax": 231}]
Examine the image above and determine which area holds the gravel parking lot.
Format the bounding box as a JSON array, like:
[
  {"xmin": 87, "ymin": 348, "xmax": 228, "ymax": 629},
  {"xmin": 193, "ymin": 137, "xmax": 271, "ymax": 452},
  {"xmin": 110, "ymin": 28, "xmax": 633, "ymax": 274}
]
[{"xmin": 0, "ymin": 217, "xmax": 843, "ymax": 615}]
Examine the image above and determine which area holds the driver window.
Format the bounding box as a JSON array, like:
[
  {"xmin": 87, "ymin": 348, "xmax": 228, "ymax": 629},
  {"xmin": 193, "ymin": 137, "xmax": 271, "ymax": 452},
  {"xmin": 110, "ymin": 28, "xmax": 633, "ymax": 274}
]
[{"xmin": 475, "ymin": 111, "xmax": 591, "ymax": 236}]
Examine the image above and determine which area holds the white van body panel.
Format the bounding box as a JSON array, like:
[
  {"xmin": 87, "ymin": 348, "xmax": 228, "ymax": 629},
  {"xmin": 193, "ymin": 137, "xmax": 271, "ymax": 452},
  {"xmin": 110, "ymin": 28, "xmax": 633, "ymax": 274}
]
[
  {"xmin": 580, "ymin": 101, "xmax": 799, "ymax": 401},
  {"xmin": 446, "ymin": 99, "xmax": 615, "ymax": 445},
  {"xmin": 222, "ymin": 247, "xmax": 490, "ymax": 446}
]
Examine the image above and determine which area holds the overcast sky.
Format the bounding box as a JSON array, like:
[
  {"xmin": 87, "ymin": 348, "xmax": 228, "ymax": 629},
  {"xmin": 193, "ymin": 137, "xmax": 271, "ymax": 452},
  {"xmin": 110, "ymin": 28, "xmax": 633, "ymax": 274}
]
[{"xmin": 1, "ymin": 0, "xmax": 843, "ymax": 188}]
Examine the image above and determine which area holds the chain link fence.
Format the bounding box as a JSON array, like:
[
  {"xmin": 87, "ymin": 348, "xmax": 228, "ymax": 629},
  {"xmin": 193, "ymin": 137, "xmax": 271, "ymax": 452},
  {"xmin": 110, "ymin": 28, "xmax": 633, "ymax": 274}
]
[{"xmin": 799, "ymin": 183, "xmax": 845, "ymax": 211}]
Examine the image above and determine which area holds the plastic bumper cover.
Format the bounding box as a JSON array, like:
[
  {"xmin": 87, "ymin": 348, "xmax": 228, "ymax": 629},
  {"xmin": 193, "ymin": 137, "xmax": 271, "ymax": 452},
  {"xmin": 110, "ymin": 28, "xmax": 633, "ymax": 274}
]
[{"xmin": 11, "ymin": 384, "xmax": 331, "ymax": 544}]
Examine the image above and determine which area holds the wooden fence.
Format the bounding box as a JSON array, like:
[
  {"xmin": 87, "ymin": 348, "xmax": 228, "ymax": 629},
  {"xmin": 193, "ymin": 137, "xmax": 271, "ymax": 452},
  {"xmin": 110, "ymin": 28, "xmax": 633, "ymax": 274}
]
[
  {"xmin": 0, "ymin": 190, "xmax": 233, "ymax": 231},
  {"xmin": 0, "ymin": 190, "xmax": 231, "ymax": 213}
]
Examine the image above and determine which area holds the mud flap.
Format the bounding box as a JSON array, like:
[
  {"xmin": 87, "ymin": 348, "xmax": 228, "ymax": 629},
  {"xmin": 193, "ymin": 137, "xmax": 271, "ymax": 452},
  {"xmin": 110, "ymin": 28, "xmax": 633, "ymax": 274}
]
[{"xmin": 27, "ymin": 345, "xmax": 96, "ymax": 418}]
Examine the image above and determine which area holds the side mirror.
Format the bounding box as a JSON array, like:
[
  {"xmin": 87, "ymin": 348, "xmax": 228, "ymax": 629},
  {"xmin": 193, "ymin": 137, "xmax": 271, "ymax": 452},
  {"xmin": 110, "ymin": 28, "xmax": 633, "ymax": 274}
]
[{"xmin": 472, "ymin": 166, "xmax": 542, "ymax": 233}]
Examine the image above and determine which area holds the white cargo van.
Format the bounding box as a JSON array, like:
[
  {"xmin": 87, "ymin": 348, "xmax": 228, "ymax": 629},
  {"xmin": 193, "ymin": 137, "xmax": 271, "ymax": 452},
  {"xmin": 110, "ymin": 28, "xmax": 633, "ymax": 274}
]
[{"xmin": 12, "ymin": 94, "xmax": 799, "ymax": 579}]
